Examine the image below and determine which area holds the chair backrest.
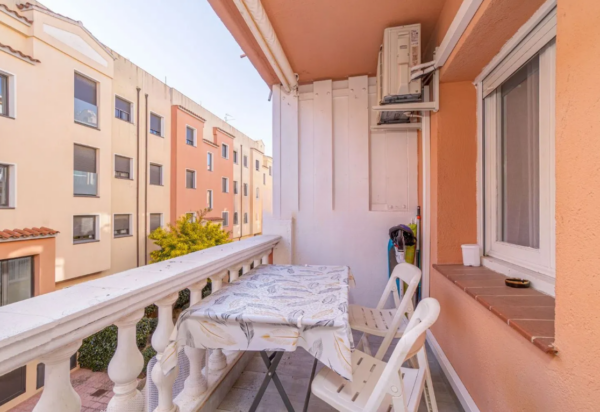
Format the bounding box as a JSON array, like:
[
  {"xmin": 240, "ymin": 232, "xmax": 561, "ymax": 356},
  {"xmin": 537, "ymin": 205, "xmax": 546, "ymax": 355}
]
[
  {"xmin": 364, "ymin": 298, "xmax": 441, "ymax": 412},
  {"xmin": 373, "ymin": 263, "xmax": 421, "ymax": 360}
]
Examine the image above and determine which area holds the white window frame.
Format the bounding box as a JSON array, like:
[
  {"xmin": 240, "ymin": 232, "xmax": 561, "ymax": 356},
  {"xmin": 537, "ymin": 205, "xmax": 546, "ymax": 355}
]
[
  {"xmin": 113, "ymin": 213, "xmax": 133, "ymax": 238},
  {"xmin": 114, "ymin": 154, "xmax": 134, "ymax": 180},
  {"xmin": 185, "ymin": 169, "xmax": 197, "ymax": 189},
  {"xmin": 74, "ymin": 71, "xmax": 100, "ymax": 128},
  {"xmin": 149, "ymin": 112, "xmax": 164, "ymax": 137},
  {"xmin": 0, "ymin": 162, "xmax": 16, "ymax": 208},
  {"xmin": 0, "ymin": 68, "xmax": 16, "ymax": 118},
  {"xmin": 149, "ymin": 213, "xmax": 163, "ymax": 232},
  {"xmin": 114, "ymin": 94, "xmax": 133, "ymax": 123},
  {"xmin": 73, "ymin": 214, "xmax": 100, "ymax": 244},
  {"xmin": 186, "ymin": 212, "xmax": 196, "ymax": 223},
  {"xmin": 207, "ymin": 152, "xmax": 213, "ymax": 172},
  {"xmin": 476, "ymin": 4, "xmax": 556, "ymax": 292},
  {"xmin": 222, "ymin": 177, "xmax": 229, "ymax": 193},
  {"xmin": 207, "ymin": 189, "xmax": 213, "ymax": 210},
  {"xmin": 222, "ymin": 143, "xmax": 229, "ymax": 159},
  {"xmin": 222, "ymin": 211, "xmax": 229, "ymax": 227},
  {"xmin": 186, "ymin": 125, "xmax": 197, "ymax": 147},
  {"xmin": 149, "ymin": 163, "xmax": 163, "ymax": 186}
]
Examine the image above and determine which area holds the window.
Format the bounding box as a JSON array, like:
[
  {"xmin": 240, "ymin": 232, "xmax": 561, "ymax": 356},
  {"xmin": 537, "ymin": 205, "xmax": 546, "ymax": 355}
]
[
  {"xmin": 150, "ymin": 213, "xmax": 162, "ymax": 232},
  {"xmin": 234, "ymin": 212, "xmax": 239, "ymax": 225},
  {"xmin": 234, "ymin": 181, "xmax": 238, "ymax": 195},
  {"xmin": 207, "ymin": 152, "xmax": 213, "ymax": 171},
  {"xmin": 149, "ymin": 164, "xmax": 163, "ymax": 185},
  {"xmin": 256, "ymin": 187, "xmax": 259, "ymax": 199},
  {"xmin": 74, "ymin": 73, "xmax": 98, "ymax": 127},
  {"xmin": 115, "ymin": 155, "xmax": 132, "ymax": 179},
  {"xmin": 263, "ymin": 173, "xmax": 266, "ymax": 185},
  {"xmin": 114, "ymin": 214, "xmax": 131, "ymax": 237},
  {"xmin": 115, "ymin": 96, "xmax": 131, "ymax": 122},
  {"xmin": 255, "ymin": 160, "xmax": 260, "ymax": 171},
  {"xmin": 150, "ymin": 113, "xmax": 162, "ymax": 136},
  {"xmin": 222, "ymin": 211, "xmax": 229, "ymax": 227},
  {"xmin": 186, "ymin": 126, "xmax": 196, "ymax": 146},
  {"xmin": 483, "ymin": 19, "xmax": 556, "ymax": 277},
  {"xmin": 222, "ymin": 143, "xmax": 229, "ymax": 159},
  {"xmin": 0, "ymin": 73, "xmax": 8, "ymax": 117},
  {"xmin": 207, "ymin": 190, "xmax": 213, "ymax": 209},
  {"xmin": 269, "ymin": 166, "xmax": 272, "ymax": 176},
  {"xmin": 73, "ymin": 215, "xmax": 97, "ymax": 243},
  {"xmin": 74, "ymin": 145, "xmax": 97, "ymax": 196},
  {"xmin": 0, "ymin": 257, "xmax": 33, "ymax": 306},
  {"xmin": 233, "ymin": 150, "xmax": 238, "ymax": 164},
  {"xmin": 222, "ymin": 177, "xmax": 229, "ymax": 193},
  {"xmin": 243, "ymin": 183, "xmax": 248, "ymax": 197},
  {"xmin": 244, "ymin": 213, "xmax": 248, "ymax": 224},
  {"xmin": 0, "ymin": 366, "xmax": 26, "ymax": 406},
  {"xmin": 0, "ymin": 164, "xmax": 10, "ymax": 207},
  {"xmin": 186, "ymin": 212, "xmax": 195, "ymax": 222},
  {"xmin": 243, "ymin": 155, "xmax": 248, "ymax": 168},
  {"xmin": 186, "ymin": 170, "xmax": 196, "ymax": 189}
]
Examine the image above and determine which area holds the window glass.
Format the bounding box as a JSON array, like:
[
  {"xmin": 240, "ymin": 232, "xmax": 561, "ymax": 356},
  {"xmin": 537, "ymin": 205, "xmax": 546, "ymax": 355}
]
[
  {"xmin": 243, "ymin": 155, "xmax": 248, "ymax": 168},
  {"xmin": 269, "ymin": 166, "xmax": 272, "ymax": 176},
  {"xmin": 0, "ymin": 366, "xmax": 26, "ymax": 406},
  {"xmin": 150, "ymin": 214, "xmax": 162, "ymax": 232},
  {"xmin": 115, "ymin": 97, "xmax": 131, "ymax": 122},
  {"xmin": 234, "ymin": 181, "xmax": 238, "ymax": 195},
  {"xmin": 222, "ymin": 212, "xmax": 229, "ymax": 227},
  {"xmin": 1, "ymin": 257, "xmax": 32, "ymax": 306},
  {"xmin": 186, "ymin": 170, "xmax": 195, "ymax": 189},
  {"xmin": 222, "ymin": 144, "xmax": 228, "ymax": 158},
  {"xmin": 74, "ymin": 145, "xmax": 97, "ymax": 196},
  {"xmin": 114, "ymin": 214, "xmax": 130, "ymax": 237},
  {"xmin": 0, "ymin": 74, "xmax": 7, "ymax": 116},
  {"xmin": 243, "ymin": 183, "xmax": 248, "ymax": 196},
  {"xmin": 0, "ymin": 164, "xmax": 9, "ymax": 207},
  {"xmin": 499, "ymin": 57, "xmax": 540, "ymax": 248},
  {"xmin": 244, "ymin": 213, "xmax": 248, "ymax": 224},
  {"xmin": 207, "ymin": 190, "xmax": 213, "ymax": 209},
  {"xmin": 115, "ymin": 155, "xmax": 131, "ymax": 179},
  {"xmin": 233, "ymin": 150, "xmax": 238, "ymax": 164},
  {"xmin": 74, "ymin": 215, "xmax": 96, "ymax": 243},
  {"xmin": 256, "ymin": 187, "xmax": 259, "ymax": 199},
  {"xmin": 255, "ymin": 160, "xmax": 260, "ymax": 171},
  {"xmin": 186, "ymin": 127, "xmax": 195, "ymax": 145},
  {"xmin": 222, "ymin": 177, "xmax": 228, "ymax": 193},
  {"xmin": 234, "ymin": 212, "xmax": 238, "ymax": 225},
  {"xmin": 150, "ymin": 164, "xmax": 162, "ymax": 185},
  {"xmin": 207, "ymin": 153, "xmax": 213, "ymax": 171},
  {"xmin": 150, "ymin": 114, "xmax": 162, "ymax": 136},
  {"xmin": 263, "ymin": 173, "xmax": 266, "ymax": 185},
  {"xmin": 74, "ymin": 74, "xmax": 97, "ymax": 127}
]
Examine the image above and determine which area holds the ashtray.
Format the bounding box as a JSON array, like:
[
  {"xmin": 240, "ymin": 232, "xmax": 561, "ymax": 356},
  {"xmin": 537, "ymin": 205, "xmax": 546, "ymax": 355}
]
[{"xmin": 505, "ymin": 278, "xmax": 530, "ymax": 288}]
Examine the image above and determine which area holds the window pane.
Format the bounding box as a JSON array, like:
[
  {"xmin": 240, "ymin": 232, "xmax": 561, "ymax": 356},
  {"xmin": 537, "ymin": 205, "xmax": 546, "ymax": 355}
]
[
  {"xmin": 234, "ymin": 212, "xmax": 238, "ymax": 225},
  {"xmin": 222, "ymin": 212, "xmax": 229, "ymax": 227},
  {"xmin": 186, "ymin": 127, "xmax": 194, "ymax": 145},
  {"xmin": 233, "ymin": 151, "xmax": 238, "ymax": 163},
  {"xmin": 74, "ymin": 216, "xmax": 96, "ymax": 242},
  {"xmin": 115, "ymin": 155, "xmax": 130, "ymax": 178},
  {"xmin": 207, "ymin": 190, "xmax": 213, "ymax": 208},
  {"xmin": 74, "ymin": 74, "xmax": 96, "ymax": 105},
  {"xmin": 186, "ymin": 171, "xmax": 195, "ymax": 188},
  {"xmin": 0, "ymin": 74, "xmax": 7, "ymax": 116},
  {"xmin": 499, "ymin": 57, "xmax": 540, "ymax": 248},
  {"xmin": 0, "ymin": 165, "xmax": 8, "ymax": 207},
  {"xmin": 114, "ymin": 215, "xmax": 130, "ymax": 236},
  {"xmin": 74, "ymin": 145, "xmax": 96, "ymax": 173},
  {"xmin": 115, "ymin": 97, "xmax": 131, "ymax": 121},
  {"xmin": 150, "ymin": 114, "xmax": 161, "ymax": 135},
  {"xmin": 150, "ymin": 164, "xmax": 161, "ymax": 185},
  {"xmin": 3, "ymin": 257, "xmax": 32, "ymax": 305},
  {"xmin": 222, "ymin": 178, "xmax": 228, "ymax": 192},
  {"xmin": 207, "ymin": 153, "xmax": 213, "ymax": 171},
  {"xmin": 0, "ymin": 366, "xmax": 26, "ymax": 405},
  {"xmin": 150, "ymin": 214, "xmax": 161, "ymax": 232},
  {"xmin": 74, "ymin": 146, "xmax": 97, "ymax": 196},
  {"xmin": 222, "ymin": 145, "xmax": 228, "ymax": 158},
  {"xmin": 256, "ymin": 160, "xmax": 259, "ymax": 171},
  {"xmin": 244, "ymin": 213, "xmax": 248, "ymax": 224}
]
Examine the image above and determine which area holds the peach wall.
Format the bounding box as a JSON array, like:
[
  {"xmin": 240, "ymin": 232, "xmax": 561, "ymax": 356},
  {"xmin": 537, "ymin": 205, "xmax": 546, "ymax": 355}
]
[
  {"xmin": 0, "ymin": 237, "xmax": 56, "ymax": 296},
  {"xmin": 205, "ymin": 128, "xmax": 235, "ymax": 233}
]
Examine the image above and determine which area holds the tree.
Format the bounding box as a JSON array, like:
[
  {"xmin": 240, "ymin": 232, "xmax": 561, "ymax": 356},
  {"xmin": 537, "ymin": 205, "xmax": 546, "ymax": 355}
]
[{"xmin": 149, "ymin": 209, "xmax": 231, "ymax": 263}]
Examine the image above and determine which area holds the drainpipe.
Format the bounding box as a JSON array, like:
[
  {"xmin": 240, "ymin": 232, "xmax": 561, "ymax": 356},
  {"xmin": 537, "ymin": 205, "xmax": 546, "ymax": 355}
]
[
  {"xmin": 136, "ymin": 87, "xmax": 141, "ymax": 266},
  {"xmin": 144, "ymin": 94, "xmax": 149, "ymax": 265}
]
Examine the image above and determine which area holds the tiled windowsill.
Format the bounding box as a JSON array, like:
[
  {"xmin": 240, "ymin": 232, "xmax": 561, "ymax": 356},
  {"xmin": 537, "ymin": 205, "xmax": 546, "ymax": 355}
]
[{"xmin": 433, "ymin": 264, "xmax": 557, "ymax": 355}]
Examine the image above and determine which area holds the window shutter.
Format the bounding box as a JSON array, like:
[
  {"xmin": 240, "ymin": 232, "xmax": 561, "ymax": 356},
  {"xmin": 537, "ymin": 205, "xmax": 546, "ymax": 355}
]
[
  {"xmin": 150, "ymin": 165, "xmax": 161, "ymax": 184},
  {"xmin": 115, "ymin": 156, "xmax": 130, "ymax": 174},
  {"xmin": 74, "ymin": 74, "xmax": 97, "ymax": 105},
  {"xmin": 115, "ymin": 97, "xmax": 130, "ymax": 113},
  {"xmin": 114, "ymin": 215, "xmax": 129, "ymax": 231},
  {"xmin": 74, "ymin": 145, "xmax": 96, "ymax": 173}
]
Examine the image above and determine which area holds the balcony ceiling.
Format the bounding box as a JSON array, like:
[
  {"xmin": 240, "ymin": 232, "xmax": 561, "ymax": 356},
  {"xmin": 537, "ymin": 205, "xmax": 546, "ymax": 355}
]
[{"xmin": 209, "ymin": 0, "xmax": 447, "ymax": 86}]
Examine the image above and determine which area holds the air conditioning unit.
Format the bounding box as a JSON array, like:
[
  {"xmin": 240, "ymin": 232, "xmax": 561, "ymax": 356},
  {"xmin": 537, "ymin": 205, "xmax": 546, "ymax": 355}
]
[{"xmin": 377, "ymin": 24, "xmax": 422, "ymax": 124}]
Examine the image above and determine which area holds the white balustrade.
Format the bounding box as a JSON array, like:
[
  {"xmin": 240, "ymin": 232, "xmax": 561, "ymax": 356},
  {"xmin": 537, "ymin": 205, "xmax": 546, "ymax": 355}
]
[
  {"xmin": 33, "ymin": 341, "xmax": 82, "ymax": 412},
  {"xmin": 261, "ymin": 251, "xmax": 271, "ymax": 265},
  {"xmin": 107, "ymin": 309, "xmax": 145, "ymax": 412},
  {"xmin": 0, "ymin": 235, "xmax": 280, "ymax": 412},
  {"xmin": 253, "ymin": 257, "xmax": 262, "ymax": 268},
  {"xmin": 152, "ymin": 292, "xmax": 180, "ymax": 412}
]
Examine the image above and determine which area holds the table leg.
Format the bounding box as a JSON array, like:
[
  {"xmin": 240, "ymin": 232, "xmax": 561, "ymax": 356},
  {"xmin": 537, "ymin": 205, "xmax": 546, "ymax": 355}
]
[
  {"xmin": 249, "ymin": 351, "xmax": 295, "ymax": 412},
  {"xmin": 302, "ymin": 357, "xmax": 319, "ymax": 412}
]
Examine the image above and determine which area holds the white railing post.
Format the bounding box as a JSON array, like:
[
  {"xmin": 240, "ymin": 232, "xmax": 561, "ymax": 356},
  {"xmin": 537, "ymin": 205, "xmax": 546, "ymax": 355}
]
[
  {"xmin": 180, "ymin": 281, "xmax": 208, "ymax": 402},
  {"xmin": 229, "ymin": 265, "xmax": 242, "ymax": 283},
  {"xmin": 253, "ymin": 257, "xmax": 262, "ymax": 268},
  {"xmin": 242, "ymin": 260, "xmax": 252, "ymax": 275},
  {"xmin": 208, "ymin": 271, "xmax": 228, "ymax": 371},
  {"xmin": 107, "ymin": 309, "xmax": 145, "ymax": 412},
  {"xmin": 261, "ymin": 250, "xmax": 271, "ymax": 265},
  {"xmin": 151, "ymin": 292, "xmax": 179, "ymax": 412},
  {"xmin": 33, "ymin": 341, "xmax": 82, "ymax": 412}
]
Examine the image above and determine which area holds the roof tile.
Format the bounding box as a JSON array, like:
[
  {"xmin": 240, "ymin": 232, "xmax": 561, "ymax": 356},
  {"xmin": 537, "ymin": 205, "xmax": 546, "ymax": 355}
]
[{"xmin": 0, "ymin": 227, "xmax": 59, "ymax": 241}]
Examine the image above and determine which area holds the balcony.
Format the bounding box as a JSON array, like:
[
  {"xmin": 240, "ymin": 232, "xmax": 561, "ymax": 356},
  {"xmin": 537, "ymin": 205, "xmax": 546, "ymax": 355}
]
[{"xmin": 73, "ymin": 171, "xmax": 98, "ymax": 196}]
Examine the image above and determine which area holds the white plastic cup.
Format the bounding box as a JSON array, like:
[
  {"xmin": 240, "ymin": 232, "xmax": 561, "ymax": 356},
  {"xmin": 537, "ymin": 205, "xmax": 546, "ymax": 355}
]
[{"xmin": 461, "ymin": 244, "xmax": 480, "ymax": 267}]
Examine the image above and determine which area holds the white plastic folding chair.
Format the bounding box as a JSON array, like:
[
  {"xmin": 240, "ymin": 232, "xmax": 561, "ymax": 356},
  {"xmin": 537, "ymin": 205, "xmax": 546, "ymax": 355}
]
[
  {"xmin": 349, "ymin": 263, "xmax": 421, "ymax": 360},
  {"xmin": 311, "ymin": 298, "xmax": 440, "ymax": 412}
]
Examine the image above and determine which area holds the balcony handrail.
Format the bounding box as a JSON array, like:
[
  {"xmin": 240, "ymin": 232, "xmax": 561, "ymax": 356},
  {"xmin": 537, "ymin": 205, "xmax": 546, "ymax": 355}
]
[{"xmin": 0, "ymin": 234, "xmax": 280, "ymax": 376}]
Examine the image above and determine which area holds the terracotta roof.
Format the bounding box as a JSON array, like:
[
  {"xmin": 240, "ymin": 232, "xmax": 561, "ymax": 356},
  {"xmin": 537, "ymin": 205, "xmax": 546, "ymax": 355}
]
[
  {"xmin": 0, "ymin": 227, "xmax": 59, "ymax": 241},
  {"xmin": 0, "ymin": 42, "xmax": 40, "ymax": 64},
  {"xmin": 0, "ymin": 4, "xmax": 33, "ymax": 24}
]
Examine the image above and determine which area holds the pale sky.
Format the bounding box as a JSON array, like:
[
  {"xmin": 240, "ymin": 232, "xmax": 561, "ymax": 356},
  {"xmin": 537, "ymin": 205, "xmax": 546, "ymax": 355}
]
[{"xmin": 41, "ymin": 0, "xmax": 273, "ymax": 154}]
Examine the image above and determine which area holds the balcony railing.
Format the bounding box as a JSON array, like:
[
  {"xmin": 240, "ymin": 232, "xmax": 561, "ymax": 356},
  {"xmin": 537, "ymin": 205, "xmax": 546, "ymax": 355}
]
[
  {"xmin": 74, "ymin": 98, "xmax": 98, "ymax": 127},
  {"xmin": 0, "ymin": 235, "xmax": 280, "ymax": 412},
  {"xmin": 73, "ymin": 170, "xmax": 98, "ymax": 196}
]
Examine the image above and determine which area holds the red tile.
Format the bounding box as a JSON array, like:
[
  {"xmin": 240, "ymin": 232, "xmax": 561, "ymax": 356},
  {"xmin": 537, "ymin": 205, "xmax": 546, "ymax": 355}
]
[
  {"xmin": 491, "ymin": 305, "xmax": 555, "ymax": 323},
  {"xmin": 509, "ymin": 320, "xmax": 555, "ymax": 341},
  {"xmin": 477, "ymin": 295, "xmax": 555, "ymax": 310},
  {"xmin": 454, "ymin": 278, "xmax": 507, "ymax": 289},
  {"xmin": 466, "ymin": 286, "xmax": 544, "ymax": 299},
  {"xmin": 533, "ymin": 338, "xmax": 557, "ymax": 354}
]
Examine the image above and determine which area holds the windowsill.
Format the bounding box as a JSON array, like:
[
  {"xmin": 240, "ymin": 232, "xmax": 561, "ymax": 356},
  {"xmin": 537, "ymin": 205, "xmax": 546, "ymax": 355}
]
[
  {"xmin": 0, "ymin": 113, "xmax": 15, "ymax": 120},
  {"xmin": 482, "ymin": 256, "xmax": 555, "ymax": 296},
  {"xmin": 149, "ymin": 184, "xmax": 164, "ymax": 187},
  {"xmin": 150, "ymin": 132, "xmax": 163, "ymax": 138},
  {"xmin": 114, "ymin": 234, "xmax": 133, "ymax": 238},
  {"xmin": 115, "ymin": 176, "xmax": 134, "ymax": 180},
  {"xmin": 74, "ymin": 120, "xmax": 100, "ymax": 130},
  {"xmin": 73, "ymin": 239, "xmax": 100, "ymax": 245},
  {"xmin": 0, "ymin": 207, "xmax": 15, "ymax": 209},
  {"xmin": 433, "ymin": 264, "xmax": 556, "ymax": 354},
  {"xmin": 74, "ymin": 194, "xmax": 99, "ymax": 198}
]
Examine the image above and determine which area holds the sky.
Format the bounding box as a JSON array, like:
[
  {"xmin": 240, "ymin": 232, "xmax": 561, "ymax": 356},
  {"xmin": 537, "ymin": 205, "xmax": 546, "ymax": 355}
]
[{"xmin": 41, "ymin": 0, "xmax": 273, "ymax": 154}]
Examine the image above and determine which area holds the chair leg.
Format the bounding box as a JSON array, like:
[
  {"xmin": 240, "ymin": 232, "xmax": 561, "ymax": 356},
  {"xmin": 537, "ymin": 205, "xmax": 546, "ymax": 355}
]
[
  {"xmin": 423, "ymin": 359, "xmax": 438, "ymax": 412},
  {"xmin": 360, "ymin": 333, "xmax": 372, "ymax": 356}
]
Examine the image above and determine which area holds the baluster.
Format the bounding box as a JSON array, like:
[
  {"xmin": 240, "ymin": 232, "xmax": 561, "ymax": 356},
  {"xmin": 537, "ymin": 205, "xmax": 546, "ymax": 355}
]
[
  {"xmin": 253, "ymin": 256, "xmax": 261, "ymax": 268},
  {"xmin": 261, "ymin": 251, "xmax": 271, "ymax": 265},
  {"xmin": 151, "ymin": 292, "xmax": 179, "ymax": 412},
  {"xmin": 180, "ymin": 281, "xmax": 208, "ymax": 401},
  {"xmin": 242, "ymin": 260, "xmax": 252, "ymax": 275},
  {"xmin": 208, "ymin": 271, "xmax": 228, "ymax": 371},
  {"xmin": 107, "ymin": 309, "xmax": 145, "ymax": 412},
  {"xmin": 33, "ymin": 341, "xmax": 82, "ymax": 412},
  {"xmin": 229, "ymin": 265, "xmax": 242, "ymax": 283}
]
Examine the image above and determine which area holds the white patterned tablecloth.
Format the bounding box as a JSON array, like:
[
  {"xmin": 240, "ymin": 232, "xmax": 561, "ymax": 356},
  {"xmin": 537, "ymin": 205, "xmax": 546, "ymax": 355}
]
[{"xmin": 167, "ymin": 264, "xmax": 355, "ymax": 381}]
